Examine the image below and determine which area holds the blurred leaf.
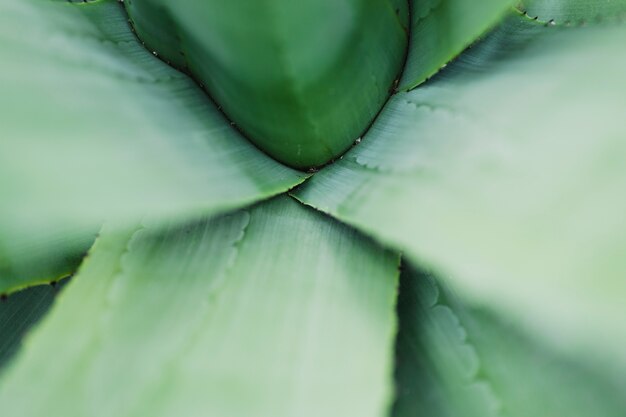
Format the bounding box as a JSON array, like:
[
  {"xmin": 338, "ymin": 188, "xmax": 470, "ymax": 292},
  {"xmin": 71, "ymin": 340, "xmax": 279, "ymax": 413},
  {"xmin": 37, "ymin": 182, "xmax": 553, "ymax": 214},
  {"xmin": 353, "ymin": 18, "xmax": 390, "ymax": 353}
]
[
  {"xmin": 393, "ymin": 265, "xmax": 626, "ymax": 417},
  {"xmin": 0, "ymin": 233, "xmax": 91, "ymax": 295},
  {"xmin": 0, "ymin": 0, "xmax": 306, "ymax": 293},
  {"xmin": 519, "ymin": 0, "xmax": 626, "ymax": 24},
  {"xmin": 0, "ymin": 196, "xmax": 399, "ymax": 417},
  {"xmin": 294, "ymin": 15, "xmax": 626, "ymax": 372},
  {"xmin": 399, "ymin": 0, "xmax": 515, "ymax": 90},
  {"xmin": 0, "ymin": 281, "xmax": 68, "ymax": 370}
]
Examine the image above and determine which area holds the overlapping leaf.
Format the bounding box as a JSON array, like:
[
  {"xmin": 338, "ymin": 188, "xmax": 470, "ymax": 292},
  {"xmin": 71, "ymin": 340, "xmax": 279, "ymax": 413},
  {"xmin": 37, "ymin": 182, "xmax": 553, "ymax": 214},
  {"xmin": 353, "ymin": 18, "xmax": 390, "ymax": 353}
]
[
  {"xmin": 0, "ymin": 0, "xmax": 306, "ymax": 293},
  {"xmin": 294, "ymin": 14, "xmax": 626, "ymax": 370},
  {"xmin": 399, "ymin": 0, "xmax": 516, "ymax": 89},
  {"xmin": 0, "ymin": 282, "xmax": 68, "ymax": 370},
  {"xmin": 0, "ymin": 196, "xmax": 400, "ymax": 417},
  {"xmin": 519, "ymin": 0, "xmax": 626, "ymax": 25},
  {"xmin": 393, "ymin": 265, "xmax": 626, "ymax": 417}
]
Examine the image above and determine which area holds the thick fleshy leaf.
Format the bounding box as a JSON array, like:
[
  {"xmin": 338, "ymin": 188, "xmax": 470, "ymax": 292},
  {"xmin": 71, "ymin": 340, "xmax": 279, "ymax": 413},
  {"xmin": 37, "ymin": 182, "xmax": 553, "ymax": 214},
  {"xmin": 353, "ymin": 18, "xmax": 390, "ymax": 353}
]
[
  {"xmin": 0, "ymin": 233, "xmax": 91, "ymax": 295},
  {"xmin": 125, "ymin": 0, "xmax": 408, "ymax": 168},
  {"xmin": 0, "ymin": 281, "xmax": 68, "ymax": 370},
  {"xmin": 399, "ymin": 0, "xmax": 515, "ymax": 90},
  {"xmin": 0, "ymin": 0, "xmax": 306, "ymax": 293},
  {"xmin": 393, "ymin": 265, "xmax": 626, "ymax": 417},
  {"xmin": 519, "ymin": 0, "xmax": 626, "ymax": 24},
  {"xmin": 0, "ymin": 196, "xmax": 400, "ymax": 417},
  {"xmin": 294, "ymin": 15, "xmax": 626, "ymax": 370}
]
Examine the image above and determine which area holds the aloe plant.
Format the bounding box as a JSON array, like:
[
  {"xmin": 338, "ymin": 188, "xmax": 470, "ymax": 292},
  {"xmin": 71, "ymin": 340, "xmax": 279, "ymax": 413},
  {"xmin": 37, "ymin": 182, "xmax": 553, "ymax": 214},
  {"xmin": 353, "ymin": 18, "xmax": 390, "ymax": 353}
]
[{"xmin": 1, "ymin": 0, "xmax": 625, "ymax": 416}]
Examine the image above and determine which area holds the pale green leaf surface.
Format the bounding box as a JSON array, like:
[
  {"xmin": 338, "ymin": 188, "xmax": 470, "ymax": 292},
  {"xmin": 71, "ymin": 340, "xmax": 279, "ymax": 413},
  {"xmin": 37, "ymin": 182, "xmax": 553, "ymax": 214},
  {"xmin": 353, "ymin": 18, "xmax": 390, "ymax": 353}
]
[
  {"xmin": 0, "ymin": 232, "xmax": 92, "ymax": 295},
  {"xmin": 0, "ymin": 196, "xmax": 399, "ymax": 417},
  {"xmin": 0, "ymin": 281, "xmax": 68, "ymax": 370},
  {"xmin": 0, "ymin": 0, "xmax": 306, "ymax": 293},
  {"xmin": 519, "ymin": 0, "xmax": 626, "ymax": 24},
  {"xmin": 393, "ymin": 265, "xmax": 626, "ymax": 417},
  {"xmin": 399, "ymin": 0, "xmax": 516, "ymax": 90},
  {"xmin": 294, "ymin": 16, "xmax": 626, "ymax": 371}
]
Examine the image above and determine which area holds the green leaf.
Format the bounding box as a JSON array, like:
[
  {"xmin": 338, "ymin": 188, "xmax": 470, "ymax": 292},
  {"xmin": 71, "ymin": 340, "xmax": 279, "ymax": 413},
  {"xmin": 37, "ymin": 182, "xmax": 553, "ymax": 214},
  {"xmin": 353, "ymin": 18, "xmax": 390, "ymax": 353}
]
[
  {"xmin": 0, "ymin": 281, "xmax": 68, "ymax": 370},
  {"xmin": 0, "ymin": 0, "xmax": 306, "ymax": 293},
  {"xmin": 0, "ymin": 232, "xmax": 92, "ymax": 295},
  {"xmin": 393, "ymin": 265, "xmax": 626, "ymax": 417},
  {"xmin": 125, "ymin": 0, "xmax": 408, "ymax": 168},
  {"xmin": 519, "ymin": 0, "xmax": 626, "ymax": 25},
  {"xmin": 399, "ymin": 0, "xmax": 516, "ymax": 90},
  {"xmin": 294, "ymin": 15, "xmax": 626, "ymax": 371},
  {"xmin": 0, "ymin": 196, "xmax": 400, "ymax": 417}
]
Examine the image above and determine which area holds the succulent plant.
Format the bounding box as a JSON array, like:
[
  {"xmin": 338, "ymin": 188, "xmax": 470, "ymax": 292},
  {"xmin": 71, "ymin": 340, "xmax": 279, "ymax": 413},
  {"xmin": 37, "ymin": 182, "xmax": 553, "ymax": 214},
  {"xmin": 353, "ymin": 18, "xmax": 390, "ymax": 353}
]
[
  {"xmin": 125, "ymin": 0, "xmax": 409, "ymax": 168},
  {"xmin": 1, "ymin": 0, "xmax": 626, "ymax": 416}
]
